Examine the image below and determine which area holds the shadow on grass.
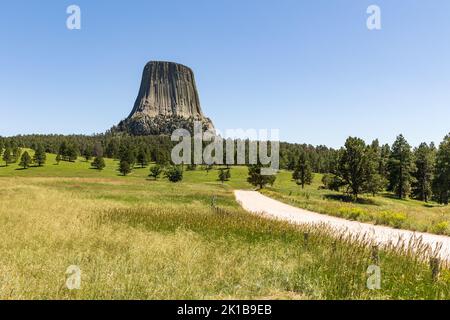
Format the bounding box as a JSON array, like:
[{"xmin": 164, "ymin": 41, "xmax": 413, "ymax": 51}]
[{"xmin": 323, "ymin": 194, "xmax": 379, "ymax": 205}]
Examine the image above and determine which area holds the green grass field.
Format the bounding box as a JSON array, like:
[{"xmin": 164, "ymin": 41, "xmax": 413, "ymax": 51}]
[{"xmin": 0, "ymin": 151, "xmax": 449, "ymax": 299}]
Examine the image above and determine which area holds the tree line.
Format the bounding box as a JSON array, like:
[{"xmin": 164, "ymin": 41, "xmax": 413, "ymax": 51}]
[
  {"xmin": 305, "ymin": 134, "xmax": 450, "ymax": 204},
  {"xmin": 1, "ymin": 132, "xmax": 449, "ymax": 204}
]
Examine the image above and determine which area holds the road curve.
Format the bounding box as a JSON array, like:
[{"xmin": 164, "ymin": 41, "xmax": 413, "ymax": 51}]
[{"xmin": 234, "ymin": 190, "xmax": 450, "ymax": 262}]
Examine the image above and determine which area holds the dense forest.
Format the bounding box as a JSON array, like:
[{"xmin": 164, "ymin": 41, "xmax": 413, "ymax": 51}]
[{"xmin": 1, "ymin": 132, "xmax": 449, "ymax": 204}]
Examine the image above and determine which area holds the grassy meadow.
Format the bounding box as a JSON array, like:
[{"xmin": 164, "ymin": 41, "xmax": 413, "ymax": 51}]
[{"xmin": 0, "ymin": 151, "xmax": 450, "ymax": 299}]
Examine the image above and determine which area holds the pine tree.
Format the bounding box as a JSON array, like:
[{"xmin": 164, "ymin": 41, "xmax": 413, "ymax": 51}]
[
  {"xmin": 292, "ymin": 153, "xmax": 313, "ymax": 189},
  {"xmin": 119, "ymin": 160, "xmax": 131, "ymax": 176},
  {"xmin": 136, "ymin": 146, "xmax": 149, "ymax": 168},
  {"xmin": 433, "ymin": 134, "xmax": 450, "ymax": 205},
  {"xmin": 247, "ymin": 164, "xmax": 276, "ymax": 189},
  {"xmin": 19, "ymin": 151, "xmax": 32, "ymax": 169},
  {"xmin": 337, "ymin": 137, "xmax": 369, "ymax": 199},
  {"xmin": 2, "ymin": 147, "xmax": 12, "ymax": 166},
  {"xmin": 164, "ymin": 165, "xmax": 183, "ymax": 183},
  {"xmin": 56, "ymin": 154, "xmax": 61, "ymax": 165},
  {"xmin": 412, "ymin": 143, "xmax": 435, "ymax": 202},
  {"xmin": 66, "ymin": 144, "xmax": 78, "ymax": 162},
  {"xmin": 218, "ymin": 168, "xmax": 231, "ymax": 183},
  {"xmin": 33, "ymin": 145, "xmax": 47, "ymax": 166},
  {"xmin": 12, "ymin": 147, "xmax": 21, "ymax": 163},
  {"xmin": 119, "ymin": 142, "xmax": 136, "ymax": 167},
  {"xmin": 105, "ymin": 140, "xmax": 119, "ymax": 159},
  {"xmin": 364, "ymin": 142, "xmax": 387, "ymax": 197},
  {"xmin": 388, "ymin": 135, "xmax": 414, "ymax": 199},
  {"xmin": 149, "ymin": 165, "xmax": 162, "ymax": 180},
  {"xmin": 83, "ymin": 146, "xmax": 93, "ymax": 162},
  {"xmin": 91, "ymin": 156, "xmax": 106, "ymax": 170}
]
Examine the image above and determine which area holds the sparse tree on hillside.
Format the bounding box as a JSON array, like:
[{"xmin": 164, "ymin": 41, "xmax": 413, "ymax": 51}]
[
  {"xmin": 91, "ymin": 156, "xmax": 106, "ymax": 171},
  {"xmin": 137, "ymin": 146, "xmax": 149, "ymax": 168},
  {"xmin": 66, "ymin": 144, "xmax": 78, "ymax": 162},
  {"xmin": 149, "ymin": 165, "xmax": 163, "ymax": 180},
  {"xmin": 119, "ymin": 143, "xmax": 136, "ymax": 167},
  {"xmin": 247, "ymin": 164, "xmax": 276, "ymax": 189},
  {"xmin": 164, "ymin": 165, "xmax": 183, "ymax": 183},
  {"xmin": 292, "ymin": 153, "xmax": 313, "ymax": 189},
  {"xmin": 433, "ymin": 134, "xmax": 450, "ymax": 205},
  {"xmin": 119, "ymin": 160, "xmax": 131, "ymax": 176},
  {"xmin": 364, "ymin": 143, "xmax": 387, "ymax": 196},
  {"xmin": 33, "ymin": 146, "xmax": 46, "ymax": 166},
  {"xmin": 12, "ymin": 147, "xmax": 21, "ymax": 163},
  {"xmin": 218, "ymin": 168, "xmax": 231, "ymax": 183},
  {"xmin": 105, "ymin": 140, "xmax": 119, "ymax": 159},
  {"xmin": 19, "ymin": 151, "xmax": 32, "ymax": 169},
  {"xmin": 379, "ymin": 143, "xmax": 391, "ymax": 179},
  {"xmin": 388, "ymin": 135, "xmax": 414, "ymax": 199},
  {"xmin": 55, "ymin": 154, "xmax": 61, "ymax": 165},
  {"xmin": 2, "ymin": 147, "xmax": 12, "ymax": 166},
  {"xmin": 83, "ymin": 146, "xmax": 93, "ymax": 162},
  {"xmin": 412, "ymin": 143, "xmax": 435, "ymax": 202},
  {"xmin": 337, "ymin": 137, "xmax": 369, "ymax": 199}
]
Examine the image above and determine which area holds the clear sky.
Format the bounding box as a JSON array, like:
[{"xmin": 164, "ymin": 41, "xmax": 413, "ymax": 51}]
[{"xmin": 1, "ymin": 0, "xmax": 449, "ymax": 147}]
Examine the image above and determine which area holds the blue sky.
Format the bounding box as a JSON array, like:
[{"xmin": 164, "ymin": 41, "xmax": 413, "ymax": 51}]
[{"xmin": 1, "ymin": 0, "xmax": 449, "ymax": 147}]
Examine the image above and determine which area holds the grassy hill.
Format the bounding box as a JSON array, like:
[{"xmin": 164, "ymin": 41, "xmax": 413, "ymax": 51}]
[{"xmin": 0, "ymin": 151, "xmax": 449, "ymax": 299}]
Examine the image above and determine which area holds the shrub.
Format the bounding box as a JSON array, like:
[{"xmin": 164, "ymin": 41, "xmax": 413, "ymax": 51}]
[
  {"xmin": 165, "ymin": 165, "xmax": 183, "ymax": 183},
  {"xmin": 376, "ymin": 211, "xmax": 407, "ymax": 229},
  {"xmin": 338, "ymin": 207, "xmax": 368, "ymax": 221},
  {"xmin": 91, "ymin": 157, "xmax": 106, "ymax": 170},
  {"xmin": 431, "ymin": 221, "xmax": 449, "ymax": 235},
  {"xmin": 149, "ymin": 165, "xmax": 163, "ymax": 180}
]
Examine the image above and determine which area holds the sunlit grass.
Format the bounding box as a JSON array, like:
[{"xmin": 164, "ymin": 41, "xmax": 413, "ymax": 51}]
[{"xmin": 0, "ymin": 175, "xmax": 449, "ymax": 300}]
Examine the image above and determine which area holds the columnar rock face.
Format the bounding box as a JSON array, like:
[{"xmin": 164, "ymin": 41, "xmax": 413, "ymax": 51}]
[{"xmin": 115, "ymin": 61, "xmax": 214, "ymax": 135}]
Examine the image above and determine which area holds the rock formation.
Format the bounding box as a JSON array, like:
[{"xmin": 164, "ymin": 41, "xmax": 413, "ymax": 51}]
[{"xmin": 114, "ymin": 61, "xmax": 215, "ymax": 135}]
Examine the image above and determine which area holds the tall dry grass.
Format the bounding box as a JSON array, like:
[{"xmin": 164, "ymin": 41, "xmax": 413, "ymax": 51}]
[{"xmin": 0, "ymin": 177, "xmax": 449, "ymax": 299}]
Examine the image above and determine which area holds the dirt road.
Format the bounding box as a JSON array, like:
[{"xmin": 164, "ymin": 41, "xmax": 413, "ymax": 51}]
[{"xmin": 235, "ymin": 190, "xmax": 450, "ymax": 261}]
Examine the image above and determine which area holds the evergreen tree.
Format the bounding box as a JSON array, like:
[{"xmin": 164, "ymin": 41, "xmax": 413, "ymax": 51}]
[
  {"xmin": 247, "ymin": 164, "xmax": 276, "ymax": 189},
  {"xmin": 379, "ymin": 143, "xmax": 391, "ymax": 179},
  {"xmin": 58, "ymin": 141, "xmax": 68, "ymax": 160},
  {"xmin": 433, "ymin": 134, "xmax": 450, "ymax": 205},
  {"xmin": 292, "ymin": 152, "xmax": 313, "ymax": 189},
  {"xmin": 136, "ymin": 146, "xmax": 149, "ymax": 168},
  {"xmin": 153, "ymin": 148, "xmax": 169, "ymax": 166},
  {"xmin": 337, "ymin": 137, "xmax": 369, "ymax": 199},
  {"xmin": 412, "ymin": 143, "xmax": 435, "ymax": 202},
  {"xmin": 12, "ymin": 147, "xmax": 21, "ymax": 163},
  {"xmin": 364, "ymin": 143, "xmax": 387, "ymax": 196},
  {"xmin": 388, "ymin": 135, "xmax": 414, "ymax": 199},
  {"xmin": 33, "ymin": 145, "xmax": 47, "ymax": 166},
  {"xmin": 119, "ymin": 142, "xmax": 136, "ymax": 167},
  {"xmin": 19, "ymin": 151, "xmax": 32, "ymax": 169},
  {"xmin": 164, "ymin": 165, "xmax": 183, "ymax": 183},
  {"xmin": 66, "ymin": 144, "xmax": 78, "ymax": 162},
  {"xmin": 119, "ymin": 160, "xmax": 131, "ymax": 176},
  {"xmin": 91, "ymin": 156, "xmax": 106, "ymax": 170},
  {"xmin": 83, "ymin": 146, "xmax": 93, "ymax": 162},
  {"xmin": 105, "ymin": 140, "xmax": 119, "ymax": 159},
  {"xmin": 218, "ymin": 168, "xmax": 231, "ymax": 183},
  {"xmin": 149, "ymin": 165, "xmax": 163, "ymax": 180},
  {"xmin": 55, "ymin": 154, "xmax": 61, "ymax": 165},
  {"xmin": 2, "ymin": 147, "xmax": 12, "ymax": 166}
]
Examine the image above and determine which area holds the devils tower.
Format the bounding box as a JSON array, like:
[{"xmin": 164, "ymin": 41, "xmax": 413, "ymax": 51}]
[{"xmin": 114, "ymin": 61, "xmax": 215, "ymax": 135}]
